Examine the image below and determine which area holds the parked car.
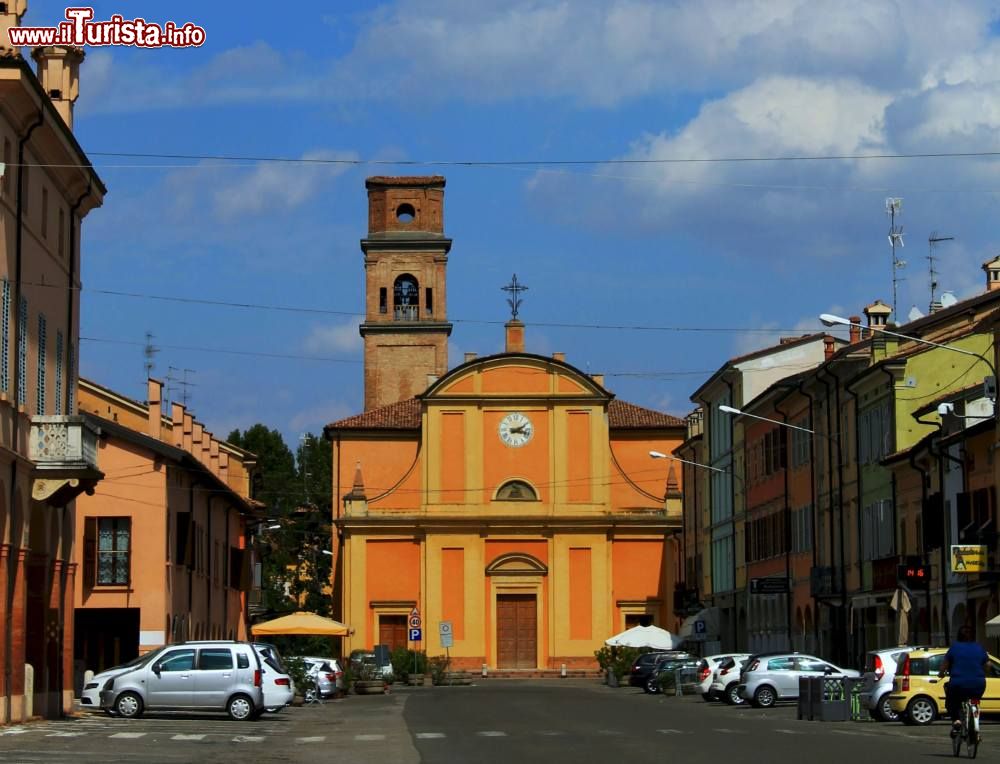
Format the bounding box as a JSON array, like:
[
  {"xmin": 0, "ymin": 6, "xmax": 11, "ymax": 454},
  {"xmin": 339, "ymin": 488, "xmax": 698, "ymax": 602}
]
[
  {"xmin": 860, "ymin": 646, "xmax": 927, "ymax": 722},
  {"xmin": 650, "ymin": 657, "xmax": 703, "ymax": 695},
  {"xmin": 705, "ymin": 653, "xmax": 751, "ymax": 703},
  {"xmin": 627, "ymin": 651, "xmax": 689, "ymax": 691},
  {"xmin": 99, "ymin": 640, "xmax": 266, "ymax": 721},
  {"xmin": 739, "ymin": 654, "xmax": 859, "ymax": 708},
  {"xmin": 81, "ymin": 648, "xmax": 166, "ymax": 714},
  {"xmin": 297, "ymin": 656, "xmax": 345, "ymax": 699},
  {"xmin": 252, "ymin": 643, "xmax": 293, "ymax": 712},
  {"xmin": 349, "ymin": 649, "xmax": 393, "ymax": 680},
  {"xmin": 889, "ymin": 648, "xmax": 1000, "ymax": 725}
]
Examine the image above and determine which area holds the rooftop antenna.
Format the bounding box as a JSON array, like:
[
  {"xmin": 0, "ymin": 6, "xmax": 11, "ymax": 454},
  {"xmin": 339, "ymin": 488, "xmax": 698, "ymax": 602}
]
[
  {"xmin": 143, "ymin": 331, "xmax": 159, "ymax": 394},
  {"xmin": 886, "ymin": 198, "xmax": 905, "ymax": 320},
  {"xmin": 166, "ymin": 366, "xmax": 196, "ymax": 407},
  {"xmin": 927, "ymin": 232, "xmax": 954, "ymax": 311}
]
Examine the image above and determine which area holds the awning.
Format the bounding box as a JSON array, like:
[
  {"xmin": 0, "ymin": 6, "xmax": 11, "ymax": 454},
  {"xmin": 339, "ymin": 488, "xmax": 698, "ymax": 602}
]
[
  {"xmin": 986, "ymin": 614, "xmax": 1000, "ymax": 638},
  {"xmin": 679, "ymin": 607, "xmax": 720, "ymax": 641},
  {"xmin": 605, "ymin": 625, "xmax": 680, "ymax": 650},
  {"xmin": 251, "ymin": 611, "xmax": 351, "ymax": 636}
]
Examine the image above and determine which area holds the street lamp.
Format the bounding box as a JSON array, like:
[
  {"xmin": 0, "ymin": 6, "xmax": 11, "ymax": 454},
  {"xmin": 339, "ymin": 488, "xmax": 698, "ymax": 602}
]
[
  {"xmin": 321, "ymin": 549, "xmax": 333, "ymax": 556},
  {"xmin": 649, "ymin": 450, "xmax": 731, "ymax": 475}
]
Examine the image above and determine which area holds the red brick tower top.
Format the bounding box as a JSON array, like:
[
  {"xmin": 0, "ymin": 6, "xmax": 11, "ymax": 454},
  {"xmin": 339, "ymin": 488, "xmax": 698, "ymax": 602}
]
[{"xmin": 366, "ymin": 176, "xmax": 446, "ymax": 236}]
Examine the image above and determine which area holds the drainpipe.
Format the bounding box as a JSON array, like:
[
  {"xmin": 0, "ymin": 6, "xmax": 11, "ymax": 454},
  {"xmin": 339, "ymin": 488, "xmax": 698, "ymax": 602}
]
[
  {"xmin": 915, "ymin": 411, "xmax": 953, "ymax": 643},
  {"xmin": 721, "ymin": 375, "xmax": 737, "ymax": 650},
  {"xmin": 6, "ymin": 109, "xmax": 43, "ymax": 701},
  {"xmin": 817, "ymin": 366, "xmax": 847, "ymax": 664},
  {"xmin": 774, "ymin": 388, "xmax": 794, "ymax": 651},
  {"xmin": 796, "ymin": 376, "xmax": 820, "ymax": 649},
  {"xmin": 66, "ymin": 182, "xmax": 91, "ymax": 414},
  {"xmin": 906, "ymin": 446, "xmax": 931, "ymax": 644}
]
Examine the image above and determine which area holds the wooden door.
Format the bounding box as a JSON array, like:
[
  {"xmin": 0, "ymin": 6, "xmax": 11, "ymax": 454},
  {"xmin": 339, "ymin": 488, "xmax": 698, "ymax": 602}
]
[
  {"xmin": 497, "ymin": 594, "xmax": 537, "ymax": 669},
  {"xmin": 378, "ymin": 615, "xmax": 408, "ymax": 650}
]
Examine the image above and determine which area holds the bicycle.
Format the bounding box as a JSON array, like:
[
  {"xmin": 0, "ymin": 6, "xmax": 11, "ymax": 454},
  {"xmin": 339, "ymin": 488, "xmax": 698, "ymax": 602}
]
[{"xmin": 952, "ymin": 696, "xmax": 981, "ymax": 759}]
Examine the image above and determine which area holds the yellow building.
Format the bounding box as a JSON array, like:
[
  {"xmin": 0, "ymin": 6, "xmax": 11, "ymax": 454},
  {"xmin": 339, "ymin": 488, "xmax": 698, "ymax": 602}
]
[{"xmin": 325, "ymin": 177, "xmax": 685, "ymax": 670}]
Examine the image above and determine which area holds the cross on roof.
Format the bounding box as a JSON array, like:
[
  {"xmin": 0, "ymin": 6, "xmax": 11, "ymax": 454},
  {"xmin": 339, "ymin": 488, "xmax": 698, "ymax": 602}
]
[{"xmin": 502, "ymin": 273, "xmax": 528, "ymax": 320}]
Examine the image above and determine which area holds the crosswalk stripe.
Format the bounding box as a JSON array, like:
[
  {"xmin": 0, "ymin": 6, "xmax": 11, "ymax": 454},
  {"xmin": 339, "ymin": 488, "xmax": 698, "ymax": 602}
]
[
  {"xmin": 476, "ymin": 731, "xmax": 507, "ymax": 737},
  {"xmin": 712, "ymin": 728, "xmax": 746, "ymax": 734},
  {"xmin": 415, "ymin": 732, "xmax": 446, "ymax": 739},
  {"xmin": 657, "ymin": 729, "xmax": 684, "ymax": 735},
  {"xmin": 109, "ymin": 732, "xmax": 146, "ymax": 739},
  {"xmin": 537, "ymin": 731, "xmax": 565, "ymax": 736},
  {"xmin": 45, "ymin": 731, "xmax": 87, "ymax": 737},
  {"xmin": 295, "ymin": 736, "xmax": 326, "ymax": 743},
  {"xmin": 774, "ymin": 729, "xmax": 801, "ymax": 734},
  {"xmin": 171, "ymin": 734, "xmax": 206, "ymax": 741},
  {"xmin": 233, "ymin": 735, "xmax": 265, "ymax": 743},
  {"xmin": 355, "ymin": 734, "xmax": 386, "ymax": 741}
]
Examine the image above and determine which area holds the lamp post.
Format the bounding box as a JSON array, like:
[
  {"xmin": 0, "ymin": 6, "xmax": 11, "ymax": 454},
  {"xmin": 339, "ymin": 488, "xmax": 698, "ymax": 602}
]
[{"xmin": 719, "ymin": 404, "xmax": 846, "ymax": 660}]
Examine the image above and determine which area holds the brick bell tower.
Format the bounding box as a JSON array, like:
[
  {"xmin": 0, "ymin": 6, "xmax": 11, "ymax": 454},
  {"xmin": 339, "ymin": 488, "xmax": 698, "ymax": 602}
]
[{"xmin": 360, "ymin": 176, "xmax": 453, "ymax": 411}]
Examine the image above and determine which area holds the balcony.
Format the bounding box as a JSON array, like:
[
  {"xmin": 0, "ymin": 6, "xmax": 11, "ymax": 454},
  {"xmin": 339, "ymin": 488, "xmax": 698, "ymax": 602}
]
[
  {"xmin": 393, "ymin": 305, "xmax": 419, "ymax": 321},
  {"xmin": 29, "ymin": 415, "xmax": 103, "ymax": 505},
  {"xmin": 810, "ymin": 566, "xmax": 844, "ymax": 598}
]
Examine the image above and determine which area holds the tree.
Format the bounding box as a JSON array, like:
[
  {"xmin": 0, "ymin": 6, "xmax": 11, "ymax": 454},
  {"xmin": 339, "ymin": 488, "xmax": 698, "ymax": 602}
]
[{"xmin": 227, "ymin": 425, "xmax": 299, "ymax": 513}]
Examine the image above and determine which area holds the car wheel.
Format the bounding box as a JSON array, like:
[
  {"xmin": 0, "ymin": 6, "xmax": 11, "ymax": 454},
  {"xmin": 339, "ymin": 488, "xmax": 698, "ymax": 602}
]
[
  {"xmin": 644, "ymin": 676, "xmax": 661, "ymax": 694},
  {"xmin": 725, "ymin": 683, "xmax": 745, "ymax": 705},
  {"xmin": 752, "ymin": 685, "xmax": 777, "ymax": 708},
  {"xmin": 103, "ymin": 708, "xmax": 118, "ymax": 718},
  {"xmin": 876, "ymin": 693, "xmax": 899, "ymax": 722},
  {"xmin": 905, "ymin": 696, "xmax": 937, "ymax": 726},
  {"xmin": 227, "ymin": 694, "xmax": 255, "ymax": 721},
  {"xmin": 702, "ymin": 692, "xmax": 714, "ymax": 702},
  {"xmin": 114, "ymin": 691, "xmax": 143, "ymax": 719}
]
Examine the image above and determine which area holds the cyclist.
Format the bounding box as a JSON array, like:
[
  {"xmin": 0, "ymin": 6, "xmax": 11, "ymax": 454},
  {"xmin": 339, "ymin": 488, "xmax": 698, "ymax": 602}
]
[{"xmin": 938, "ymin": 625, "xmax": 989, "ymax": 737}]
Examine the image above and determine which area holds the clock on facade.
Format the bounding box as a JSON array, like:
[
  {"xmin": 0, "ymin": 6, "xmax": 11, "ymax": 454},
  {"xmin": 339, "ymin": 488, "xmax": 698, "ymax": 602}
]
[{"xmin": 498, "ymin": 412, "xmax": 533, "ymax": 447}]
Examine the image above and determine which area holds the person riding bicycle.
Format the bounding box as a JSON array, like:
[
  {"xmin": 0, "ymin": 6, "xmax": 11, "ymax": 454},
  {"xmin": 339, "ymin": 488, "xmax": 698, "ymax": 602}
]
[{"xmin": 938, "ymin": 625, "xmax": 988, "ymax": 737}]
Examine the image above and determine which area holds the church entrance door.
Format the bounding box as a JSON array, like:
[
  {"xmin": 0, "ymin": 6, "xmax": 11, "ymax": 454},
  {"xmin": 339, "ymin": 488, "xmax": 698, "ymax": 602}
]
[{"xmin": 497, "ymin": 594, "xmax": 536, "ymax": 669}]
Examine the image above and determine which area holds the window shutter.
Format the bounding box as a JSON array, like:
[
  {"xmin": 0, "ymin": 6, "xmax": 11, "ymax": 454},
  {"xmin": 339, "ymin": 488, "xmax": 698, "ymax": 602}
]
[
  {"xmin": 175, "ymin": 512, "xmax": 192, "ymax": 567},
  {"xmin": 83, "ymin": 517, "xmax": 96, "ymax": 589}
]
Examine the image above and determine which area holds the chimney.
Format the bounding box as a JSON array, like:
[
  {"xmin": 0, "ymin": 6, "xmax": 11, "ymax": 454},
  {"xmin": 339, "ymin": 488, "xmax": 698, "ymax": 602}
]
[
  {"xmin": 0, "ymin": 1, "xmax": 26, "ymax": 57},
  {"xmin": 504, "ymin": 319, "xmax": 524, "ymax": 353},
  {"xmin": 848, "ymin": 316, "xmax": 862, "ymax": 344},
  {"xmin": 552, "ymin": 352, "xmax": 565, "ymax": 362},
  {"xmin": 823, "ymin": 336, "xmax": 835, "ymax": 360},
  {"xmin": 463, "ymin": 352, "xmax": 477, "ymax": 363},
  {"xmin": 31, "ymin": 46, "xmax": 85, "ymax": 130},
  {"xmin": 983, "ymin": 256, "xmax": 1000, "ymax": 292},
  {"xmin": 171, "ymin": 403, "xmax": 185, "ymax": 448},
  {"xmin": 182, "ymin": 412, "xmax": 193, "ymax": 453},
  {"xmin": 863, "ymin": 300, "xmax": 891, "ymax": 333},
  {"xmin": 591, "ymin": 373, "xmax": 605, "ymax": 387},
  {"xmin": 209, "ymin": 438, "xmax": 220, "ymax": 476},
  {"xmin": 146, "ymin": 378, "xmax": 163, "ymax": 441}
]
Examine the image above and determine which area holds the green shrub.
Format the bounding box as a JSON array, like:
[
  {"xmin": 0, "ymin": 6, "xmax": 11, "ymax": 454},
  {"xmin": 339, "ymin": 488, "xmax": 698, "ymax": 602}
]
[
  {"xmin": 284, "ymin": 656, "xmax": 311, "ymax": 698},
  {"xmin": 428, "ymin": 655, "xmax": 450, "ymax": 685},
  {"xmin": 390, "ymin": 647, "xmax": 428, "ymax": 682}
]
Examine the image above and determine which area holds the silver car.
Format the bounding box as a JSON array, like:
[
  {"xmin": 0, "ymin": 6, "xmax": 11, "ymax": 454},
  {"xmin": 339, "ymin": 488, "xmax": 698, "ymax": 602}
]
[
  {"xmin": 860, "ymin": 646, "xmax": 925, "ymax": 722},
  {"xmin": 739, "ymin": 654, "xmax": 860, "ymax": 708},
  {"xmin": 99, "ymin": 641, "xmax": 265, "ymax": 721},
  {"xmin": 253, "ymin": 643, "xmax": 294, "ymax": 712},
  {"xmin": 81, "ymin": 649, "xmax": 166, "ymax": 714},
  {"xmin": 708, "ymin": 654, "xmax": 751, "ymax": 704}
]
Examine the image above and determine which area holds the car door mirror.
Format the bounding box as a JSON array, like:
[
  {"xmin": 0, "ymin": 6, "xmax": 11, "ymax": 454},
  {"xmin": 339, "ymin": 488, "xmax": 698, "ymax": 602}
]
[{"xmin": 152, "ymin": 663, "xmax": 161, "ymax": 676}]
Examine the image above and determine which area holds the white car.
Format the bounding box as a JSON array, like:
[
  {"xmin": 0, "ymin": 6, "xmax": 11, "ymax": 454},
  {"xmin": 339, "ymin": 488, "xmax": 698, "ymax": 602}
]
[
  {"xmin": 706, "ymin": 654, "xmax": 751, "ymax": 703},
  {"xmin": 860, "ymin": 646, "xmax": 926, "ymax": 721},
  {"xmin": 739, "ymin": 654, "xmax": 860, "ymax": 708},
  {"xmin": 80, "ymin": 649, "xmax": 165, "ymax": 715},
  {"xmin": 253, "ymin": 643, "xmax": 293, "ymax": 712}
]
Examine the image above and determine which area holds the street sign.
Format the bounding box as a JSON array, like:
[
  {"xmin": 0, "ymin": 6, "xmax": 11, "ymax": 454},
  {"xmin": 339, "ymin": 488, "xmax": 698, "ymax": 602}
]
[
  {"xmin": 439, "ymin": 620, "xmax": 454, "ymax": 648},
  {"xmin": 951, "ymin": 545, "xmax": 987, "ymax": 573},
  {"xmin": 750, "ymin": 577, "xmax": 789, "ymax": 594},
  {"xmin": 409, "ymin": 606, "xmax": 422, "ymax": 629},
  {"xmin": 409, "ymin": 627, "xmax": 422, "ymax": 642}
]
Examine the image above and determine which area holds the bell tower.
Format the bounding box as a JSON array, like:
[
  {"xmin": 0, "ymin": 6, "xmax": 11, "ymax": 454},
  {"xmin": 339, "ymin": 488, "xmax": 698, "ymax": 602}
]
[{"xmin": 360, "ymin": 176, "xmax": 453, "ymax": 410}]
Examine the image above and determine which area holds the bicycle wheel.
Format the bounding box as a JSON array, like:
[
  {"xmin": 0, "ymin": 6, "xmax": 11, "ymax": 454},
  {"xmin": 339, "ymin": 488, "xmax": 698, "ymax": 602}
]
[
  {"xmin": 953, "ymin": 727, "xmax": 963, "ymax": 757},
  {"xmin": 967, "ymin": 706, "xmax": 979, "ymax": 760}
]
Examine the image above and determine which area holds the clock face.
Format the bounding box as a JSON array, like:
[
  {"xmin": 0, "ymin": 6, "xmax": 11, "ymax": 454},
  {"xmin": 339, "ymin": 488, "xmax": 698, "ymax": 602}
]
[{"xmin": 498, "ymin": 412, "xmax": 533, "ymax": 448}]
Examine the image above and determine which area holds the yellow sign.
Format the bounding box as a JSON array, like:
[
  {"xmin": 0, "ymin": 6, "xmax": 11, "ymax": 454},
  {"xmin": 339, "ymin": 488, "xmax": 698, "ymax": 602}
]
[{"xmin": 951, "ymin": 545, "xmax": 988, "ymax": 573}]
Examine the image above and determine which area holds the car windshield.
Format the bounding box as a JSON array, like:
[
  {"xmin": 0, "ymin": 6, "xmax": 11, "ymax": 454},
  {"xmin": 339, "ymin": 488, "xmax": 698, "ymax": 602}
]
[{"xmin": 109, "ymin": 649, "xmax": 162, "ymax": 673}]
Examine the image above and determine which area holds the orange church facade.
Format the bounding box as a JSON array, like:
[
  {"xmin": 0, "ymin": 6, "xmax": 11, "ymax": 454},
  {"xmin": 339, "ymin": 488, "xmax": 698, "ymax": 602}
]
[{"xmin": 325, "ymin": 177, "xmax": 685, "ymax": 670}]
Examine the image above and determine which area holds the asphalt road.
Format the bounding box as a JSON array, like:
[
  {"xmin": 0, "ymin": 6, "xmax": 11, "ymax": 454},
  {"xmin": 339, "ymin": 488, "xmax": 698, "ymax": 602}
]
[{"xmin": 0, "ymin": 681, "xmax": 997, "ymax": 763}]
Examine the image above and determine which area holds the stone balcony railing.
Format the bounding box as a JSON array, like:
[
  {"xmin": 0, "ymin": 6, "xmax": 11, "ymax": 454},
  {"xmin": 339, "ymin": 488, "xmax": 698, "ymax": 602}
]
[{"xmin": 29, "ymin": 415, "xmax": 103, "ymax": 504}]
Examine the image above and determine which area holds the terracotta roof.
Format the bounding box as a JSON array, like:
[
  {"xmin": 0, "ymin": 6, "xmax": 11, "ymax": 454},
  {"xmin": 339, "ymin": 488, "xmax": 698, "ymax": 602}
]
[
  {"xmin": 326, "ymin": 397, "xmax": 684, "ymax": 431},
  {"xmin": 607, "ymin": 399, "xmax": 685, "ymax": 429},
  {"xmin": 365, "ymin": 175, "xmax": 445, "ymax": 187}
]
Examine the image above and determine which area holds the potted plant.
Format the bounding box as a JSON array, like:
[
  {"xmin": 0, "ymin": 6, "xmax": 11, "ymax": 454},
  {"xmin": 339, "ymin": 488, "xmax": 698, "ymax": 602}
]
[
  {"xmin": 284, "ymin": 656, "xmax": 311, "ymax": 705},
  {"xmin": 428, "ymin": 655, "xmax": 451, "ymax": 686}
]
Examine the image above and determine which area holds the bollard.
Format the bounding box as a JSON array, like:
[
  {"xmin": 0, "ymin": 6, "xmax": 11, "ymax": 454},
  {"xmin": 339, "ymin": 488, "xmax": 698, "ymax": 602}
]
[
  {"xmin": 482, "ymin": 663, "xmax": 488, "ymax": 678},
  {"xmin": 24, "ymin": 663, "xmax": 34, "ymax": 719},
  {"xmin": 561, "ymin": 664, "xmax": 567, "ymax": 678}
]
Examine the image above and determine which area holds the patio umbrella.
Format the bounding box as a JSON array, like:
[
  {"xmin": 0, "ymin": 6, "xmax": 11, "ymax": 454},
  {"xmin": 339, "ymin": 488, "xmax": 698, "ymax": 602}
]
[
  {"xmin": 890, "ymin": 589, "xmax": 911, "ymax": 645},
  {"xmin": 251, "ymin": 611, "xmax": 350, "ymax": 636},
  {"xmin": 604, "ymin": 625, "xmax": 680, "ymax": 650}
]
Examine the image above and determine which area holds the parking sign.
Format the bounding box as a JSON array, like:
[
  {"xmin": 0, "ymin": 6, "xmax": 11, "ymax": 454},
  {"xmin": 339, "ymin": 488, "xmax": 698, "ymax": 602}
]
[{"xmin": 409, "ymin": 627, "xmax": 422, "ymax": 642}]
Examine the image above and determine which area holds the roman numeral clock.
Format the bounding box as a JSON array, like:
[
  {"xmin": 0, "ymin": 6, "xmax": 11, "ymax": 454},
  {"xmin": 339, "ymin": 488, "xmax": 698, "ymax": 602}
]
[{"xmin": 498, "ymin": 412, "xmax": 533, "ymax": 448}]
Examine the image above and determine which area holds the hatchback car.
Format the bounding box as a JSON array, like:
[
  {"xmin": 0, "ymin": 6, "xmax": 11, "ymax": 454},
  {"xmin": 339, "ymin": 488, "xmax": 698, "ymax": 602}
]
[
  {"xmin": 253, "ymin": 643, "xmax": 293, "ymax": 712},
  {"xmin": 888, "ymin": 648, "xmax": 1000, "ymax": 725},
  {"xmin": 651, "ymin": 657, "xmax": 703, "ymax": 694},
  {"xmin": 99, "ymin": 641, "xmax": 266, "ymax": 721},
  {"xmin": 706, "ymin": 653, "xmax": 751, "ymax": 704},
  {"xmin": 628, "ymin": 651, "xmax": 689, "ymax": 692},
  {"xmin": 859, "ymin": 646, "xmax": 926, "ymax": 722},
  {"xmin": 295, "ymin": 656, "xmax": 345, "ymax": 699},
  {"xmin": 81, "ymin": 649, "xmax": 165, "ymax": 714},
  {"xmin": 739, "ymin": 654, "xmax": 860, "ymax": 708}
]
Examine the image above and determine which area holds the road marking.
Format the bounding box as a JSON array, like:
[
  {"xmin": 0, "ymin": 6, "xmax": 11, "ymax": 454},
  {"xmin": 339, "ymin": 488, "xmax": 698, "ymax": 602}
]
[
  {"xmin": 295, "ymin": 736, "xmax": 326, "ymax": 743},
  {"xmin": 355, "ymin": 734, "xmax": 386, "ymax": 741},
  {"xmin": 657, "ymin": 729, "xmax": 684, "ymax": 735},
  {"xmin": 597, "ymin": 729, "xmax": 622, "ymax": 735},
  {"xmin": 109, "ymin": 732, "xmax": 146, "ymax": 739},
  {"xmin": 712, "ymin": 728, "xmax": 746, "ymax": 734},
  {"xmin": 232, "ymin": 735, "xmax": 264, "ymax": 743},
  {"xmin": 537, "ymin": 731, "xmax": 565, "ymax": 736},
  {"xmin": 171, "ymin": 734, "xmax": 206, "ymax": 741},
  {"xmin": 774, "ymin": 729, "xmax": 801, "ymax": 734},
  {"xmin": 416, "ymin": 732, "xmax": 446, "ymax": 739},
  {"xmin": 45, "ymin": 732, "xmax": 87, "ymax": 737},
  {"xmin": 476, "ymin": 731, "xmax": 507, "ymax": 737}
]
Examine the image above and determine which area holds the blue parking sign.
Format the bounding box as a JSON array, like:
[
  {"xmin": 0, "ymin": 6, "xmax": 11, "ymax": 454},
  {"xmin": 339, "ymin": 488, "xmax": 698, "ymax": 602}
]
[{"xmin": 409, "ymin": 627, "xmax": 422, "ymax": 641}]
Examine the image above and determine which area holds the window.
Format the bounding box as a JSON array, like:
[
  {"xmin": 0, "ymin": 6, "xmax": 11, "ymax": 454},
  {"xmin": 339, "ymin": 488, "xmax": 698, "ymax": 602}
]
[
  {"xmin": 54, "ymin": 330, "xmax": 62, "ymax": 415},
  {"xmin": 198, "ymin": 649, "xmax": 233, "ymax": 671},
  {"xmin": 860, "ymin": 499, "xmax": 894, "ymax": 561},
  {"xmin": 379, "ymin": 287, "xmax": 387, "ymax": 314},
  {"xmin": 58, "ymin": 208, "xmax": 65, "ymax": 257},
  {"xmin": 393, "ymin": 274, "xmax": 419, "ymax": 321},
  {"xmin": 236, "ymin": 652, "xmax": 250, "ymax": 669},
  {"xmin": 767, "ymin": 657, "xmax": 795, "ymax": 671},
  {"xmin": 17, "ymin": 295, "xmax": 26, "ymax": 406},
  {"xmin": 425, "ymin": 287, "xmax": 433, "ymax": 315},
  {"xmin": 36, "ymin": 313, "xmax": 45, "ymax": 414},
  {"xmin": 97, "ymin": 517, "xmax": 130, "ymax": 585},
  {"xmin": 495, "ymin": 479, "xmax": 538, "ymax": 501},
  {"xmin": 158, "ymin": 649, "xmax": 196, "ymax": 672}
]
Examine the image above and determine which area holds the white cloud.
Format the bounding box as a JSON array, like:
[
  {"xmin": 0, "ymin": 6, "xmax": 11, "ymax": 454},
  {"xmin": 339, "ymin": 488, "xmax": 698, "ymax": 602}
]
[{"xmin": 303, "ymin": 319, "xmax": 362, "ymax": 354}]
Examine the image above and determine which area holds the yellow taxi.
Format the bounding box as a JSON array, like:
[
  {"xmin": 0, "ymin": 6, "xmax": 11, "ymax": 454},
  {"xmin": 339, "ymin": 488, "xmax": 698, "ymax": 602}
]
[{"xmin": 888, "ymin": 647, "xmax": 1000, "ymax": 725}]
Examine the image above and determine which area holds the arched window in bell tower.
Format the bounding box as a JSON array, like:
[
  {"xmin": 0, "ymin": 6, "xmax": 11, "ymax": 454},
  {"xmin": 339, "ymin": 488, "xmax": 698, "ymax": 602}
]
[{"xmin": 393, "ymin": 274, "xmax": 419, "ymax": 321}]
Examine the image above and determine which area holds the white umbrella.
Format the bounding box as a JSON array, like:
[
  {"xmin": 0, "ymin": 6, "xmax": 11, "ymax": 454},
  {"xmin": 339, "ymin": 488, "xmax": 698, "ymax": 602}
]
[{"xmin": 605, "ymin": 625, "xmax": 680, "ymax": 650}]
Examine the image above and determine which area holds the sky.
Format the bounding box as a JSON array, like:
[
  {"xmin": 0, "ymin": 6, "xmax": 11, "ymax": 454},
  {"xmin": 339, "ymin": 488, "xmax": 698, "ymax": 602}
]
[{"xmin": 26, "ymin": 0, "xmax": 1000, "ymax": 446}]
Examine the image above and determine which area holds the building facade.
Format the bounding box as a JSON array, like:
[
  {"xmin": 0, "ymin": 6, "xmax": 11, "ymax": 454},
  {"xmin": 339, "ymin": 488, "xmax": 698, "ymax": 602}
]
[
  {"xmin": 326, "ymin": 176, "xmax": 686, "ymax": 669},
  {"xmin": 0, "ymin": 8, "xmax": 106, "ymax": 722}
]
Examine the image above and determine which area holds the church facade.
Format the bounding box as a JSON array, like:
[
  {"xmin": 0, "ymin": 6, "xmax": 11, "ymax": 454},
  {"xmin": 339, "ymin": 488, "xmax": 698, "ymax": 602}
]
[{"xmin": 325, "ymin": 176, "xmax": 685, "ymax": 670}]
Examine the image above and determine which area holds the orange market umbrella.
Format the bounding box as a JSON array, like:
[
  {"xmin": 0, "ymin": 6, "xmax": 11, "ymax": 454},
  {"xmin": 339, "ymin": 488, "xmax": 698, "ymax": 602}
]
[{"xmin": 251, "ymin": 611, "xmax": 350, "ymax": 637}]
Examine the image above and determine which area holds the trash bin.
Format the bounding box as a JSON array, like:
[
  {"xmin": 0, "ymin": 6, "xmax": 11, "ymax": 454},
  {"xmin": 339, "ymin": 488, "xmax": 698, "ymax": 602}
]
[
  {"xmin": 816, "ymin": 677, "xmax": 850, "ymax": 722},
  {"xmin": 797, "ymin": 676, "xmax": 815, "ymax": 720}
]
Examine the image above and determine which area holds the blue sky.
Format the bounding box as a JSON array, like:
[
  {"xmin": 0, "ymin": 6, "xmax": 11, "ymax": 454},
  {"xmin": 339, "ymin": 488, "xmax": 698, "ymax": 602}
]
[{"xmin": 27, "ymin": 1, "xmax": 1000, "ymax": 445}]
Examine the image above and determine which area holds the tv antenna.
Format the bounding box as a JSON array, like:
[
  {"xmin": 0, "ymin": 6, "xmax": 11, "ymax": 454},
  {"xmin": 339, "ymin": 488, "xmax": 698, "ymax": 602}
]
[
  {"xmin": 927, "ymin": 232, "xmax": 954, "ymax": 311},
  {"xmin": 886, "ymin": 198, "xmax": 905, "ymax": 320},
  {"xmin": 166, "ymin": 366, "xmax": 197, "ymax": 407},
  {"xmin": 143, "ymin": 331, "xmax": 159, "ymax": 392}
]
